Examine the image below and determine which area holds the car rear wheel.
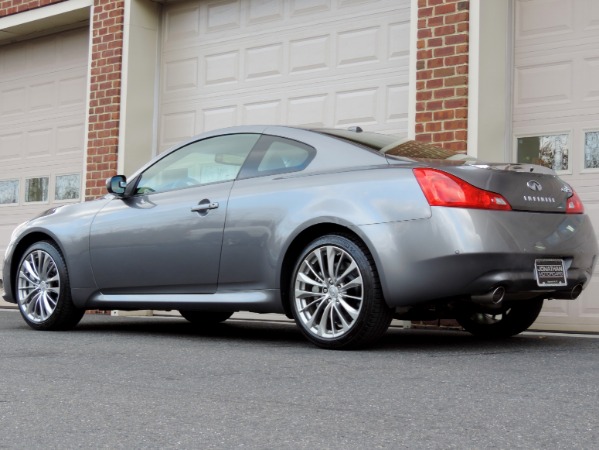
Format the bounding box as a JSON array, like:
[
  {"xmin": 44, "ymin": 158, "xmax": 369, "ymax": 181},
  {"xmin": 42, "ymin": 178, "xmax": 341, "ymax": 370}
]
[
  {"xmin": 290, "ymin": 234, "xmax": 393, "ymax": 349},
  {"xmin": 456, "ymin": 299, "xmax": 544, "ymax": 338},
  {"xmin": 179, "ymin": 310, "xmax": 233, "ymax": 325},
  {"xmin": 16, "ymin": 241, "xmax": 84, "ymax": 331}
]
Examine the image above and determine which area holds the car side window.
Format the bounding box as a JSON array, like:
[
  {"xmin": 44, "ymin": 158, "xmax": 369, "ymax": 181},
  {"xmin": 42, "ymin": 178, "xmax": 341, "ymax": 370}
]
[
  {"xmin": 136, "ymin": 134, "xmax": 260, "ymax": 194},
  {"xmin": 239, "ymin": 135, "xmax": 315, "ymax": 179}
]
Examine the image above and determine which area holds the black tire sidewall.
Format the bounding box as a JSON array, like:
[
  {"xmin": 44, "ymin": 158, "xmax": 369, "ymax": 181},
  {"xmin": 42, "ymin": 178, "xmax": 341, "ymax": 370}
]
[
  {"xmin": 16, "ymin": 241, "xmax": 82, "ymax": 331},
  {"xmin": 290, "ymin": 234, "xmax": 391, "ymax": 349},
  {"xmin": 457, "ymin": 299, "xmax": 544, "ymax": 338}
]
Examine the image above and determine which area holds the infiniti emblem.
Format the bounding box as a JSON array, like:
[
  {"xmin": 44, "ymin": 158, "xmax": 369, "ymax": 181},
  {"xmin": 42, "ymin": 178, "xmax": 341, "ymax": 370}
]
[{"xmin": 527, "ymin": 180, "xmax": 543, "ymax": 191}]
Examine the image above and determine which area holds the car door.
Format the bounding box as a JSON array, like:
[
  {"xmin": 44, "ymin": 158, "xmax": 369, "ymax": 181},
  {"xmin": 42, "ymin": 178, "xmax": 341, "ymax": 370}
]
[{"xmin": 89, "ymin": 133, "xmax": 260, "ymax": 294}]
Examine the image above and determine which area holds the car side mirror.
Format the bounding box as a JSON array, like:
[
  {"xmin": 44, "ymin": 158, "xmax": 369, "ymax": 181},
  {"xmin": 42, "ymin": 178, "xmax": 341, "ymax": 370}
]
[{"xmin": 106, "ymin": 175, "xmax": 127, "ymax": 196}]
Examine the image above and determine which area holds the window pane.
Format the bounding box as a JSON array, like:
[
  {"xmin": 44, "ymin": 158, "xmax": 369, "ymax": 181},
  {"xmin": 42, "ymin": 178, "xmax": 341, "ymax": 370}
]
[
  {"xmin": 137, "ymin": 134, "xmax": 259, "ymax": 194},
  {"xmin": 258, "ymin": 140, "xmax": 312, "ymax": 172},
  {"xmin": 0, "ymin": 179, "xmax": 19, "ymax": 204},
  {"xmin": 25, "ymin": 177, "xmax": 49, "ymax": 202},
  {"xmin": 584, "ymin": 131, "xmax": 599, "ymax": 169},
  {"xmin": 517, "ymin": 134, "xmax": 569, "ymax": 170},
  {"xmin": 55, "ymin": 174, "xmax": 81, "ymax": 200}
]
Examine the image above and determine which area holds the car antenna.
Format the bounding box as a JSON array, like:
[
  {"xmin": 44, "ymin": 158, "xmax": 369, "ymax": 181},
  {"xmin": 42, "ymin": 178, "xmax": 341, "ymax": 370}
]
[{"xmin": 347, "ymin": 126, "xmax": 363, "ymax": 133}]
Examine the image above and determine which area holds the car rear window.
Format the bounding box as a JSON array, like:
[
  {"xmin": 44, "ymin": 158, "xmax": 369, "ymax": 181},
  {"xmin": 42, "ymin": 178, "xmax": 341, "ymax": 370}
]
[{"xmin": 314, "ymin": 128, "xmax": 464, "ymax": 161}]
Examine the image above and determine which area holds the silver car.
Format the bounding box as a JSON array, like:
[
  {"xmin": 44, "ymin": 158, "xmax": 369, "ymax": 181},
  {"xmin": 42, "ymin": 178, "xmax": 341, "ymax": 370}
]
[{"xmin": 2, "ymin": 126, "xmax": 597, "ymax": 349}]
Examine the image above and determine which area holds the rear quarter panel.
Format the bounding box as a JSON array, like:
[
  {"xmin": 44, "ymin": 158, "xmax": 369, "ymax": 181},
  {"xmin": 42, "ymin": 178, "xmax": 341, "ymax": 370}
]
[{"xmin": 218, "ymin": 166, "xmax": 430, "ymax": 290}]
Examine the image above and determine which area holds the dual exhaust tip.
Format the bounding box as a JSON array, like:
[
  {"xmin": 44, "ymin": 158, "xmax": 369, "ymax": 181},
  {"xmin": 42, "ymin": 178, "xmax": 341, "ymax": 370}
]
[{"xmin": 471, "ymin": 284, "xmax": 583, "ymax": 305}]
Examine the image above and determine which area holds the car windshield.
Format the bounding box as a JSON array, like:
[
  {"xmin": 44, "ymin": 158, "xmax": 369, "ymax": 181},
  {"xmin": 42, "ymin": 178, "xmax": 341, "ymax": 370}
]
[{"xmin": 315, "ymin": 128, "xmax": 469, "ymax": 161}]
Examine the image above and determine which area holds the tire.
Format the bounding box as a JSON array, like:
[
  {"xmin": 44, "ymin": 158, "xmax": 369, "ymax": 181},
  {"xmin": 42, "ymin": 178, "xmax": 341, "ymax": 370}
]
[
  {"xmin": 15, "ymin": 241, "xmax": 84, "ymax": 331},
  {"xmin": 456, "ymin": 299, "xmax": 544, "ymax": 339},
  {"xmin": 290, "ymin": 234, "xmax": 393, "ymax": 349},
  {"xmin": 179, "ymin": 310, "xmax": 233, "ymax": 325}
]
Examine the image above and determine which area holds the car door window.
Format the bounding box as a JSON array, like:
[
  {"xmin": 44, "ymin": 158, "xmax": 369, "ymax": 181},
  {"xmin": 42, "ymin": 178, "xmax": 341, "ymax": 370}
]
[{"xmin": 136, "ymin": 134, "xmax": 260, "ymax": 194}]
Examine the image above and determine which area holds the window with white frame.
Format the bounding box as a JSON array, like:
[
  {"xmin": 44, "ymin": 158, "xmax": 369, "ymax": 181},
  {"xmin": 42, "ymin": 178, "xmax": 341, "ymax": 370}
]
[
  {"xmin": 517, "ymin": 134, "xmax": 569, "ymax": 171},
  {"xmin": 55, "ymin": 174, "xmax": 81, "ymax": 201},
  {"xmin": 24, "ymin": 177, "xmax": 49, "ymax": 203},
  {"xmin": 0, "ymin": 179, "xmax": 19, "ymax": 205},
  {"xmin": 584, "ymin": 131, "xmax": 599, "ymax": 169}
]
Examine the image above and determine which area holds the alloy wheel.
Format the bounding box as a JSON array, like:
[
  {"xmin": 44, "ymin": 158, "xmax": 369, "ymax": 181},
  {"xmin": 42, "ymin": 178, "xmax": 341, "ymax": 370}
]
[
  {"xmin": 17, "ymin": 249, "xmax": 61, "ymax": 324},
  {"xmin": 294, "ymin": 244, "xmax": 364, "ymax": 339}
]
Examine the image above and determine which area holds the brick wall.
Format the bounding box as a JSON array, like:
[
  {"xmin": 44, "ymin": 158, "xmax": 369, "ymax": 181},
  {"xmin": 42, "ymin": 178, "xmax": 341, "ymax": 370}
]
[
  {"xmin": 415, "ymin": 0, "xmax": 469, "ymax": 152},
  {"xmin": 86, "ymin": 0, "xmax": 124, "ymax": 199},
  {"xmin": 0, "ymin": 0, "xmax": 65, "ymax": 16}
]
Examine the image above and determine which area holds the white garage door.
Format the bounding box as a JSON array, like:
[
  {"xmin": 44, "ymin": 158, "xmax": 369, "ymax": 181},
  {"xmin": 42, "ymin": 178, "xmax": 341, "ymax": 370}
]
[
  {"xmin": 158, "ymin": 0, "xmax": 411, "ymax": 152},
  {"xmin": 513, "ymin": 0, "xmax": 599, "ymax": 332},
  {"xmin": 0, "ymin": 28, "xmax": 88, "ymax": 272}
]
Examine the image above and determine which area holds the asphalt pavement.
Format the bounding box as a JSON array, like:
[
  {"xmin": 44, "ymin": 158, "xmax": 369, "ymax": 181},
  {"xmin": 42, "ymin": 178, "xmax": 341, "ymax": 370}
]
[{"xmin": 1, "ymin": 309, "xmax": 598, "ymax": 449}]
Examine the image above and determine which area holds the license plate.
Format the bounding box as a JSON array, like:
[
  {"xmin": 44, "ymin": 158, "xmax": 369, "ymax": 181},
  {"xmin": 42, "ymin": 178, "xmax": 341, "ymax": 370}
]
[{"xmin": 535, "ymin": 259, "xmax": 567, "ymax": 287}]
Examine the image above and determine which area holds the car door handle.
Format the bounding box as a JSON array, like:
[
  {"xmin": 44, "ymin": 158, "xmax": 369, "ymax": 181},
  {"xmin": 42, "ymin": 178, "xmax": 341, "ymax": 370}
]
[{"xmin": 191, "ymin": 201, "xmax": 219, "ymax": 213}]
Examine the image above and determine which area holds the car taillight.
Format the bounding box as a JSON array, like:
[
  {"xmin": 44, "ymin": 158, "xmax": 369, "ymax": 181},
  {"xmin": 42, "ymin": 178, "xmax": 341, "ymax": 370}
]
[
  {"xmin": 566, "ymin": 190, "xmax": 584, "ymax": 214},
  {"xmin": 413, "ymin": 168, "xmax": 512, "ymax": 211}
]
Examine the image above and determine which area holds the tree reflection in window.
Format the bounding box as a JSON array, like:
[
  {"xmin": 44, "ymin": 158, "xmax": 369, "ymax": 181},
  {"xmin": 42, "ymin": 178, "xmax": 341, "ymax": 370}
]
[
  {"xmin": 0, "ymin": 179, "xmax": 18, "ymax": 204},
  {"xmin": 517, "ymin": 134, "xmax": 568, "ymax": 171},
  {"xmin": 25, "ymin": 177, "xmax": 49, "ymax": 203},
  {"xmin": 55, "ymin": 174, "xmax": 81, "ymax": 200},
  {"xmin": 584, "ymin": 132, "xmax": 599, "ymax": 169}
]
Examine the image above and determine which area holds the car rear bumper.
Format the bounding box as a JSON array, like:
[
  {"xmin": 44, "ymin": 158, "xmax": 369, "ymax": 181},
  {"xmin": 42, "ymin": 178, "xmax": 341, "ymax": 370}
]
[{"xmin": 358, "ymin": 208, "xmax": 598, "ymax": 307}]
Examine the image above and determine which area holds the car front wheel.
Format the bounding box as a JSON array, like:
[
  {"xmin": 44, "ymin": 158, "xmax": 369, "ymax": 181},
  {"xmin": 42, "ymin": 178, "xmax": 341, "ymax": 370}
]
[
  {"xmin": 456, "ymin": 299, "xmax": 544, "ymax": 338},
  {"xmin": 16, "ymin": 241, "xmax": 84, "ymax": 331},
  {"xmin": 290, "ymin": 234, "xmax": 393, "ymax": 349}
]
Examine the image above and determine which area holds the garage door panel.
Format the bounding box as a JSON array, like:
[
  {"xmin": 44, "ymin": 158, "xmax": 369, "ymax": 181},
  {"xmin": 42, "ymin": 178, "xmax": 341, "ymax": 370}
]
[
  {"xmin": 0, "ymin": 28, "xmax": 88, "ymax": 270},
  {"xmin": 161, "ymin": 14, "xmax": 406, "ymax": 99},
  {"xmin": 159, "ymin": 0, "xmax": 409, "ymax": 151},
  {"xmin": 515, "ymin": 0, "xmax": 599, "ymax": 332}
]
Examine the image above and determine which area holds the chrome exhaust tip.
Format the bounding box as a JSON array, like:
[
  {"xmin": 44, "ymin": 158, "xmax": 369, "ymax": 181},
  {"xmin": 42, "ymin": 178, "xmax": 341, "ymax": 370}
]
[
  {"xmin": 570, "ymin": 284, "xmax": 583, "ymax": 300},
  {"xmin": 471, "ymin": 286, "xmax": 506, "ymax": 306},
  {"xmin": 548, "ymin": 284, "xmax": 583, "ymax": 300}
]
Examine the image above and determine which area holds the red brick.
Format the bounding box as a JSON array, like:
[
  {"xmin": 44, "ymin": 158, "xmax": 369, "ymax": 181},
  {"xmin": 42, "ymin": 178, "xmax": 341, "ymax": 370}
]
[
  {"xmin": 433, "ymin": 132, "xmax": 455, "ymax": 142},
  {"xmin": 445, "ymin": 33, "xmax": 468, "ymax": 45},
  {"xmin": 456, "ymin": 65, "xmax": 469, "ymax": 74},
  {"xmin": 444, "ymin": 120, "xmax": 467, "ymax": 130},
  {"xmin": 445, "ymin": 98, "xmax": 468, "ymax": 109},
  {"xmin": 434, "ymin": 67, "xmax": 455, "ymax": 77},
  {"xmin": 426, "ymin": 78, "xmax": 444, "ymax": 89},
  {"xmin": 435, "ymin": 3, "xmax": 457, "ymax": 15},
  {"xmin": 416, "ymin": 112, "xmax": 433, "ymax": 122},
  {"xmin": 416, "ymin": 91, "xmax": 433, "ymax": 101},
  {"xmin": 418, "ymin": 28, "xmax": 433, "ymax": 39},
  {"xmin": 425, "ymin": 122, "xmax": 443, "ymax": 132},
  {"xmin": 427, "ymin": 37, "xmax": 443, "ymax": 47},
  {"xmin": 427, "ymin": 57, "xmax": 445, "ymax": 69},
  {"xmin": 455, "ymin": 108, "xmax": 468, "ymax": 119},
  {"xmin": 434, "ymin": 46, "xmax": 455, "ymax": 57},
  {"xmin": 457, "ymin": 22, "xmax": 469, "ymax": 33},
  {"xmin": 445, "ymin": 75, "xmax": 468, "ymax": 87},
  {"xmin": 426, "ymin": 100, "xmax": 444, "ymax": 111},
  {"xmin": 416, "ymin": 69, "xmax": 433, "ymax": 80},
  {"xmin": 434, "ymin": 88, "xmax": 455, "ymax": 99},
  {"xmin": 455, "ymin": 130, "xmax": 468, "ymax": 141},
  {"xmin": 419, "ymin": 7, "xmax": 433, "ymax": 18},
  {"xmin": 433, "ymin": 25, "xmax": 455, "ymax": 36},
  {"xmin": 445, "ymin": 12, "xmax": 469, "ymax": 24},
  {"xmin": 445, "ymin": 55, "xmax": 469, "ymax": 66},
  {"xmin": 434, "ymin": 110, "xmax": 455, "ymax": 121},
  {"xmin": 427, "ymin": 16, "xmax": 444, "ymax": 28}
]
